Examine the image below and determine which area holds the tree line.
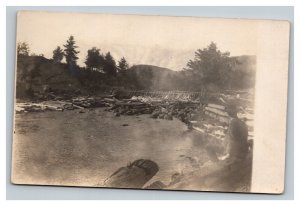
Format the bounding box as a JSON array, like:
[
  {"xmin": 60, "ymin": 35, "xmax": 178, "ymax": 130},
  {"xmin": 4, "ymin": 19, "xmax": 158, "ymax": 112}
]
[
  {"xmin": 17, "ymin": 36, "xmax": 255, "ymax": 93},
  {"xmin": 18, "ymin": 35, "xmax": 129, "ymax": 77}
]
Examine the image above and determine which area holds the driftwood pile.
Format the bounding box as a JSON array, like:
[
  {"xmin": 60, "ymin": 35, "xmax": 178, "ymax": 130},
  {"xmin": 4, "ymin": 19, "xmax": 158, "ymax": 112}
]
[
  {"xmin": 108, "ymin": 101, "xmax": 155, "ymax": 116},
  {"xmin": 114, "ymin": 90, "xmax": 207, "ymax": 102},
  {"xmin": 15, "ymin": 96, "xmax": 115, "ymax": 113},
  {"xmin": 16, "ymin": 92, "xmax": 253, "ymax": 139},
  {"xmin": 150, "ymin": 101, "xmax": 201, "ymax": 123},
  {"xmin": 15, "ymin": 95, "xmax": 206, "ymax": 129},
  {"xmin": 70, "ymin": 97, "xmax": 113, "ymax": 109},
  {"xmin": 107, "ymin": 98, "xmax": 204, "ymax": 128}
]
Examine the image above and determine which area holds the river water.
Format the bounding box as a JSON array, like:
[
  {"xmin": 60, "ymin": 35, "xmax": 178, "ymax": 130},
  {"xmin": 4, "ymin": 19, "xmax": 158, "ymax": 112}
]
[{"xmin": 12, "ymin": 108, "xmax": 213, "ymax": 187}]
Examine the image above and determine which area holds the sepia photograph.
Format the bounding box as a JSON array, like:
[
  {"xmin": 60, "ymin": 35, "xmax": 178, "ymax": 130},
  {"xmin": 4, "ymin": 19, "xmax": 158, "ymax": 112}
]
[{"xmin": 11, "ymin": 11, "xmax": 290, "ymax": 194}]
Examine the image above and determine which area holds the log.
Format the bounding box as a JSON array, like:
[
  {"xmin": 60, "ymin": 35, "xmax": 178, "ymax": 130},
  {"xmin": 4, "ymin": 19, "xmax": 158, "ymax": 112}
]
[
  {"xmin": 104, "ymin": 159, "xmax": 159, "ymax": 188},
  {"xmin": 71, "ymin": 104, "xmax": 84, "ymax": 109},
  {"xmin": 115, "ymin": 102, "xmax": 147, "ymax": 106},
  {"xmin": 208, "ymin": 103, "xmax": 225, "ymax": 110},
  {"xmin": 205, "ymin": 107, "xmax": 228, "ymax": 117},
  {"xmin": 103, "ymin": 98, "xmax": 116, "ymax": 103}
]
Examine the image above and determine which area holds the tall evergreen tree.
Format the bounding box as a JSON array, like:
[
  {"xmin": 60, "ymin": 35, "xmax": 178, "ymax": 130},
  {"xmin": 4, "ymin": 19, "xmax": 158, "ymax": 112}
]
[
  {"xmin": 63, "ymin": 36, "xmax": 79, "ymax": 72},
  {"xmin": 17, "ymin": 42, "xmax": 30, "ymax": 57},
  {"xmin": 185, "ymin": 42, "xmax": 233, "ymax": 90},
  {"xmin": 85, "ymin": 47, "xmax": 105, "ymax": 71},
  {"xmin": 117, "ymin": 57, "xmax": 129, "ymax": 71},
  {"xmin": 103, "ymin": 52, "xmax": 117, "ymax": 76},
  {"xmin": 52, "ymin": 46, "xmax": 64, "ymax": 63}
]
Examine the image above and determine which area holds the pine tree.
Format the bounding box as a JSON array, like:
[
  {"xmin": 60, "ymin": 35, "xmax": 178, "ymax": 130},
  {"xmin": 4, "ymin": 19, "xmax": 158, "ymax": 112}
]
[
  {"xmin": 103, "ymin": 52, "xmax": 117, "ymax": 76},
  {"xmin": 17, "ymin": 42, "xmax": 30, "ymax": 57},
  {"xmin": 117, "ymin": 57, "xmax": 129, "ymax": 71},
  {"xmin": 185, "ymin": 42, "xmax": 233, "ymax": 89},
  {"xmin": 63, "ymin": 35, "xmax": 79, "ymax": 71},
  {"xmin": 52, "ymin": 46, "xmax": 64, "ymax": 63}
]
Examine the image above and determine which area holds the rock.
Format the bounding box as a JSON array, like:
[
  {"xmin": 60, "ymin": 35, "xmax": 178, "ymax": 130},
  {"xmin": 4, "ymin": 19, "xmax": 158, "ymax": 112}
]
[
  {"xmin": 158, "ymin": 114, "xmax": 165, "ymax": 119},
  {"xmin": 126, "ymin": 111, "xmax": 133, "ymax": 115},
  {"xmin": 150, "ymin": 111, "xmax": 159, "ymax": 119},
  {"xmin": 164, "ymin": 114, "xmax": 173, "ymax": 120},
  {"xmin": 104, "ymin": 159, "xmax": 159, "ymax": 188}
]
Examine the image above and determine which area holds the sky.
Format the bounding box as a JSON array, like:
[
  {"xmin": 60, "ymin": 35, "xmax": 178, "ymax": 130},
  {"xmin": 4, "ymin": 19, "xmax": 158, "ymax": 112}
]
[{"xmin": 17, "ymin": 11, "xmax": 258, "ymax": 71}]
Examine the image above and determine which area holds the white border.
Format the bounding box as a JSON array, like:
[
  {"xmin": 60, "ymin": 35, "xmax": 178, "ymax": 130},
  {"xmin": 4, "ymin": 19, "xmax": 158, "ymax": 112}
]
[
  {"xmin": 1, "ymin": 0, "xmax": 297, "ymax": 205},
  {"xmin": 2, "ymin": 0, "xmax": 296, "ymax": 6}
]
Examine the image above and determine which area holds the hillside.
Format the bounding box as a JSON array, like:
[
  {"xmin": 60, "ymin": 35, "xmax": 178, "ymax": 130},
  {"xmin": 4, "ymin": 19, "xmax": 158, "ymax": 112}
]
[
  {"xmin": 15, "ymin": 55, "xmax": 256, "ymax": 100},
  {"xmin": 231, "ymin": 55, "xmax": 256, "ymax": 71},
  {"xmin": 16, "ymin": 56, "xmax": 83, "ymax": 99},
  {"xmin": 125, "ymin": 65, "xmax": 179, "ymax": 91},
  {"xmin": 230, "ymin": 55, "xmax": 256, "ymax": 89}
]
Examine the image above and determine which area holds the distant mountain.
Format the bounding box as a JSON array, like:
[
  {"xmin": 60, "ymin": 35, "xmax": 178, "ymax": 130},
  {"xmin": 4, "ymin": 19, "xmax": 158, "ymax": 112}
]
[
  {"xmin": 230, "ymin": 55, "xmax": 256, "ymax": 89},
  {"xmin": 231, "ymin": 55, "xmax": 256, "ymax": 71},
  {"xmin": 125, "ymin": 64, "xmax": 179, "ymax": 91},
  {"xmin": 125, "ymin": 55, "xmax": 256, "ymax": 91}
]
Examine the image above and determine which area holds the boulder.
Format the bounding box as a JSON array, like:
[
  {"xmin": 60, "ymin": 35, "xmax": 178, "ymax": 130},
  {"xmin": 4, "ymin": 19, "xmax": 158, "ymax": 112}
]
[{"xmin": 104, "ymin": 159, "xmax": 159, "ymax": 188}]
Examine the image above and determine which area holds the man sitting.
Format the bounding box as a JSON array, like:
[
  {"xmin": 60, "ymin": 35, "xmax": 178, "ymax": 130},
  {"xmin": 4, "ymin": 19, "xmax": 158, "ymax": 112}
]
[{"xmin": 224, "ymin": 103, "xmax": 249, "ymax": 162}]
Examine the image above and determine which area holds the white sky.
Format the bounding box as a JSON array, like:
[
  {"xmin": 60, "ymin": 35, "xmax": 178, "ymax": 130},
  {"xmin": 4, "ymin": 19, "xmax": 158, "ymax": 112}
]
[{"xmin": 17, "ymin": 11, "xmax": 258, "ymax": 70}]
